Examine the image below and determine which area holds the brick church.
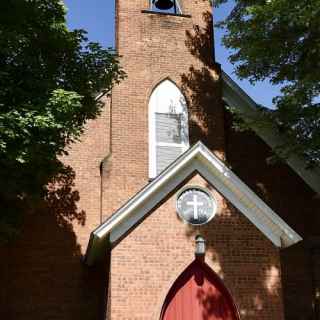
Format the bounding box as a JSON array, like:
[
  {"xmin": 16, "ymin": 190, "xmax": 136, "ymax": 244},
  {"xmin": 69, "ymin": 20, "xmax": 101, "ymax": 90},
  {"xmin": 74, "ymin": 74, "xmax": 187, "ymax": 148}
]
[{"xmin": 1, "ymin": 0, "xmax": 320, "ymax": 319}]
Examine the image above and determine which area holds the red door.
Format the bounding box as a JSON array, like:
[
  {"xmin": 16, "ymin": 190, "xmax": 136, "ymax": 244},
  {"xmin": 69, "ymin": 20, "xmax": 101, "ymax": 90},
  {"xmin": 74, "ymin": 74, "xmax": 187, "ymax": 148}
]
[{"xmin": 160, "ymin": 260, "xmax": 240, "ymax": 320}]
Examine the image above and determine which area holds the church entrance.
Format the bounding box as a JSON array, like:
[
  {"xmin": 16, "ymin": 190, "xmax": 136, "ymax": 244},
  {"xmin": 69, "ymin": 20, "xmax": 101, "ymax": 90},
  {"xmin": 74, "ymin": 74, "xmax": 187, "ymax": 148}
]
[{"xmin": 160, "ymin": 260, "xmax": 240, "ymax": 320}]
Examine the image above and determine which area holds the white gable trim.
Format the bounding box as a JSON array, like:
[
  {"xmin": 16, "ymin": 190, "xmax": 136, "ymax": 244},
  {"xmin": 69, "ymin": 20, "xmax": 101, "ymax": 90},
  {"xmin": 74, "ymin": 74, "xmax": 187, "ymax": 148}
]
[
  {"xmin": 85, "ymin": 142, "xmax": 302, "ymax": 265},
  {"xmin": 221, "ymin": 71, "xmax": 320, "ymax": 194}
]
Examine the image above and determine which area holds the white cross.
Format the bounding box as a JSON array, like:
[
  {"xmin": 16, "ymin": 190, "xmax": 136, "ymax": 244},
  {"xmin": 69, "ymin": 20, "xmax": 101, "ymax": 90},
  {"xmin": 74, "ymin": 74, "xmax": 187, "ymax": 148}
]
[{"xmin": 187, "ymin": 195, "xmax": 203, "ymax": 220}]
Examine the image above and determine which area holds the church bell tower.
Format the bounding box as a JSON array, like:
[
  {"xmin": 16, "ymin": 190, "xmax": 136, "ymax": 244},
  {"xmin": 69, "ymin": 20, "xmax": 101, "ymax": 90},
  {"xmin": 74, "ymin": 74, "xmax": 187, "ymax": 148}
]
[
  {"xmin": 102, "ymin": 0, "xmax": 225, "ymax": 221},
  {"xmin": 85, "ymin": 1, "xmax": 300, "ymax": 319}
]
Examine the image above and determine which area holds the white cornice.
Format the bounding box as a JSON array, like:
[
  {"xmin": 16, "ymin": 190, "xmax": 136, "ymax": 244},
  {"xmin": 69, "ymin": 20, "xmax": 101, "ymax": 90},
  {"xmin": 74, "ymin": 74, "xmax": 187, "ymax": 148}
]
[
  {"xmin": 84, "ymin": 142, "xmax": 302, "ymax": 266},
  {"xmin": 221, "ymin": 70, "xmax": 320, "ymax": 195}
]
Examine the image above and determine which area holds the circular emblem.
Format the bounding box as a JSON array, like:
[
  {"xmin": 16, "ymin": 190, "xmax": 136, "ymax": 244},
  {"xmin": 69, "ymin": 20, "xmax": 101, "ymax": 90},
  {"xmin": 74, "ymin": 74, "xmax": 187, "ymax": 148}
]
[{"xmin": 176, "ymin": 187, "xmax": 217, "ymax": 225}]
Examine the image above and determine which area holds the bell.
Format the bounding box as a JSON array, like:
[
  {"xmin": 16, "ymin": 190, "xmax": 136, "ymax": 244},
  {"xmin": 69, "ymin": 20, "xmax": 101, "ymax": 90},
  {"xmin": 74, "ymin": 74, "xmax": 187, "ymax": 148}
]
[{"xmin": 153, "ymin": 0, "xmax": 174, "ymax": 10}]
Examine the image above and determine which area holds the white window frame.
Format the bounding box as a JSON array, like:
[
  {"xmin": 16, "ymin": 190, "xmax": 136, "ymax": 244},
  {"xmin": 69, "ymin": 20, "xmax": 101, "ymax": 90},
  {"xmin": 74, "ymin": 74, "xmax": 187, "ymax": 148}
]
[{"xmin": 149, "ymin": 80, "xmax": 189, "ymax": 178}]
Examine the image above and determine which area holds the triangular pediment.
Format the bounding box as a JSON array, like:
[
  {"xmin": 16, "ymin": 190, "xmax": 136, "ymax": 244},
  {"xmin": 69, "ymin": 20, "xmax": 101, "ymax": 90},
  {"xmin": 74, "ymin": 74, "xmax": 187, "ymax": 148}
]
[{"xmin": 85, "ymin": 142, "xmax": 302, "ymax": 265}]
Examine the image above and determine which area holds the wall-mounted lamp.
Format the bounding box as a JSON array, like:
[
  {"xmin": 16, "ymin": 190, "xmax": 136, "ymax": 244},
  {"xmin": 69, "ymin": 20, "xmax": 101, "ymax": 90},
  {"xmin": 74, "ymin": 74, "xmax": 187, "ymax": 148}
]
[{"xmin": 195, "ymin": 235, "xmax": 206, "ymax": 259}]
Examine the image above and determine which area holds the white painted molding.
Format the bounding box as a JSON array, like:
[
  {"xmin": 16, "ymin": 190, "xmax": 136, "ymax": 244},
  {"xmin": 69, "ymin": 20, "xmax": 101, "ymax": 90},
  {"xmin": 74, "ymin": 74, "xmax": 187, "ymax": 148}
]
[
  {"xmin": 221, "ymin": 70, "xmax": 320, "ymax": 195},
  {"xmin": 85, "ymin": 142, "xmax": 302, "ymax": 266}
]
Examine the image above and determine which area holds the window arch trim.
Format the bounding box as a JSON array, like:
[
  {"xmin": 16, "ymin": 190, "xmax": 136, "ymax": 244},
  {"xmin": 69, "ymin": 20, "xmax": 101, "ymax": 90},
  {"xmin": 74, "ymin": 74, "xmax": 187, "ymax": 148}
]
[{"xmin": 149, "ymin": 79, "xmax": 189, "ymax": 178}]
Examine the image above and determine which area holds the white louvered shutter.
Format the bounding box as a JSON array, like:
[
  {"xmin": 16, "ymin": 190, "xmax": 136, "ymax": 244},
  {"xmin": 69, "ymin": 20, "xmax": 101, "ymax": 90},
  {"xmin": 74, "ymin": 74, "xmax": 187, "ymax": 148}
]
[{"xmin": 155, "ymin": 113, "xmax": 183, "ymax": 174}]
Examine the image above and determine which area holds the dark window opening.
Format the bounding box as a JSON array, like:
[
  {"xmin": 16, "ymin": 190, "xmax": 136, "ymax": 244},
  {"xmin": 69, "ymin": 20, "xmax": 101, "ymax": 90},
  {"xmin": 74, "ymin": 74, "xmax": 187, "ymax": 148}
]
[{"xmin": 150, "ymin": 0, "xmax": 182, "ymax": 15}]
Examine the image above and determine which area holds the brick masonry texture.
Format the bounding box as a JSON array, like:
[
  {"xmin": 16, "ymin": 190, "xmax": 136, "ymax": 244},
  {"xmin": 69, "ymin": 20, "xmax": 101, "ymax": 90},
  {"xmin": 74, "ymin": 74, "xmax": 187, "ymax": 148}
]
[
  {"xmin": 0, "ymin": 0, "xmax": 319, "ymax": 319},
  {"xmin": 0, "ymin": 96, "xmax": 111, "ymax": 319},
  {"xmin": 102, "ymin": 0, "xmax": 224, "ymax": 223},
  {"xmin": 106, "ymin": 0, "xmax": 283, "ymax": 319},
  {"xmin": 108, "ymin": 174, "xmax": 284, "ymax": 320},
  {"xmin": 224, "ymin": 112, "xmax": 320, "ymax": 320}
]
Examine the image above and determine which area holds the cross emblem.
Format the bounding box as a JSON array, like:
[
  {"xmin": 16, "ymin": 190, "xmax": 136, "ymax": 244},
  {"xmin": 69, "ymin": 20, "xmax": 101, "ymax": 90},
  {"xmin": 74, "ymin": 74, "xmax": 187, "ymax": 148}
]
[{"xmin": 187, "ymin": 195, "xmax": 203, "ymax": 220}]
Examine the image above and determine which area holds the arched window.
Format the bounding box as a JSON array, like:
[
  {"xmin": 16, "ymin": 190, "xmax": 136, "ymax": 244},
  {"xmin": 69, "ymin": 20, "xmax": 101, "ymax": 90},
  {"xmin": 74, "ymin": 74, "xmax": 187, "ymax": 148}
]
[{"xmin": 149, "ymin": 80, "xmax": 189, "ymax": 178}]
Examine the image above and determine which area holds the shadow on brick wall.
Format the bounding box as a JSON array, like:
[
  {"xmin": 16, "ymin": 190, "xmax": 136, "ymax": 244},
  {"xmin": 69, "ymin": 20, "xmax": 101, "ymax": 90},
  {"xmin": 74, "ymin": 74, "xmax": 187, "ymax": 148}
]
[
  {"xmin": 177, "ymin": 10, "xmax": 281, "ymax": 318},
  {"xmin": 224, "ymin": 114, "xmax": 319, "ymax": 320},
  {"xmin": 178, "ymin": 9, "xmax": 318, "ymax": 320},
  {"xmin": 184, "ymin": 200, "xmax": 285, "ymax": 319},
  {"xmin": 181, "ymin": 11, "xmax": 225, "ymax": 156},
  {"xmin": 0, "ymin": 166, "xmax": 107, "ymax": 320}
]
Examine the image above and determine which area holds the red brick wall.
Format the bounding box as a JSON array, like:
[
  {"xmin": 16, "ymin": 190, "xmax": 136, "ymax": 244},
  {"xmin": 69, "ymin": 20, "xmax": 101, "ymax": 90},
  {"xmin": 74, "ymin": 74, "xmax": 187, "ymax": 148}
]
[
  {"xmin": 0, "ymin": 96, "xmax": 111, "ymax": 319},
  {"xmin": 101, "ymin": 0, "xmax": 225, "ymax": 223},
  {"xmin": 224, "ymin": 111, "xmax": 320, "ymax": 320},
  {"xmin": 108, "ymin": 174, "xmax": 284, "ymax": 320},
  {"xmin": 0, "ymin": 0, "xmax": 318, "ymax": 319},
  {"xmin": 280, "ymin": 243, "xmax": 314, "ymax": 320},
  {"xmin": 104, "ymin": 1, "xmax": 318, "ymax": 318},
  {"xmin": 313, "ymin": 248, "xmax": 320, "ymax": 319}
]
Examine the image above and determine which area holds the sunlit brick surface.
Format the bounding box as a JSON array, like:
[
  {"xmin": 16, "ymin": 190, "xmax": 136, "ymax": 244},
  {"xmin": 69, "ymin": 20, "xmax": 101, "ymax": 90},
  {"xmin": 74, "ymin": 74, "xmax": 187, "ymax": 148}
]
[{"xmin": 0, "ymin": 1, "xmax": 319, "ymax": 319}]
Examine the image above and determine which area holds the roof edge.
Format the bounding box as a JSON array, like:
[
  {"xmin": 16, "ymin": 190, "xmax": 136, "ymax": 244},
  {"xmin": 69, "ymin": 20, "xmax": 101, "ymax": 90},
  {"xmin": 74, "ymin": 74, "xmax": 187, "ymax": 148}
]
[
  {"xmin": 84, "ymin": 142, "xmax": 302, "ymax": 265},
  {"xmin": 221, "ymin": 70, "xmax": 320, "ymax": 194}
]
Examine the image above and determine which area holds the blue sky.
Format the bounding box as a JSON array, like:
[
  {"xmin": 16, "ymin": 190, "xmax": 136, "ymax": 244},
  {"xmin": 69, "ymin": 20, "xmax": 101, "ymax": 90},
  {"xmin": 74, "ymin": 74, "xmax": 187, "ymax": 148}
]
[{"xmin": 64, "ymin": 0, "xmax": 281, "ymax": 107}]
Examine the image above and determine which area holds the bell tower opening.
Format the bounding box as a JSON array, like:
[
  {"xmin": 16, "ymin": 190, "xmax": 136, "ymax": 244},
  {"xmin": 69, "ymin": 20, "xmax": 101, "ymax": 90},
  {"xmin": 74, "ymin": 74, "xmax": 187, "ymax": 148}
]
[{"xmin": 150, "ymin": 0, "xmax": 182, "ymax": 15}]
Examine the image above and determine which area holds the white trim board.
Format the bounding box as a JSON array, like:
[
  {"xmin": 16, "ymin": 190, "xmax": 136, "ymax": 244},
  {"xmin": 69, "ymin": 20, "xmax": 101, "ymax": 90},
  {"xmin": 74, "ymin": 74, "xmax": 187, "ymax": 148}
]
[
  {"xmin": 221, "ymin": 71, "xmax": 320, "ymax": 195},
  {"xmin": 84, "ymin": 142, "xmax": 302, "ymax": 266}
]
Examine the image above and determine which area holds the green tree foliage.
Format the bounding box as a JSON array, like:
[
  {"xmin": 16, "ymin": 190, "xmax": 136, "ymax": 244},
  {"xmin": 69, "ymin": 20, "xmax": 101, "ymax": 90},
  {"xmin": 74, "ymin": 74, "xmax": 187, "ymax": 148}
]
[
  {"xmin": 0, "ymin": 0, "xmax": 125, "ymax": 241},
  {"xmin": 215, "ymin": 0, "xmax": 320, "ymax": 167}
]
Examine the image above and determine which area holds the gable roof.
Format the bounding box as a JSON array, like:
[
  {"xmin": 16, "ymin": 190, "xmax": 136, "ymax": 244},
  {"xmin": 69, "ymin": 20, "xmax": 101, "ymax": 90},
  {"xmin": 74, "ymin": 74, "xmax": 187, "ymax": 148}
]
[
  {"xmin": 84, "ymin": 142, "xmax": 302, "ymax": 266},
  {"xmin": 221, "ymin": 71, "xmax": 320, "ymax": 195}
]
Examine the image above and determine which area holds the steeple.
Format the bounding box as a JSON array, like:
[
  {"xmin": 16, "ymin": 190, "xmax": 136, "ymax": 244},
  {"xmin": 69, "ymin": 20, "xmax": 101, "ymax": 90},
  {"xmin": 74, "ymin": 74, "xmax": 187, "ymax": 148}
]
[{"xmin": 102, "ymin": 0, "xmax": 225, "ymax": 221}]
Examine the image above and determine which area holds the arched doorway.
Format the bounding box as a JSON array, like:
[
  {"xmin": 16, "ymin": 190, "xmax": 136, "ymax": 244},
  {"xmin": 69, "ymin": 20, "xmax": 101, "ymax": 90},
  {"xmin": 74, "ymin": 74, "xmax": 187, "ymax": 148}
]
[{"xmin": 160, "ymin": 260, "xmax": 240, "ymax": 320}]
